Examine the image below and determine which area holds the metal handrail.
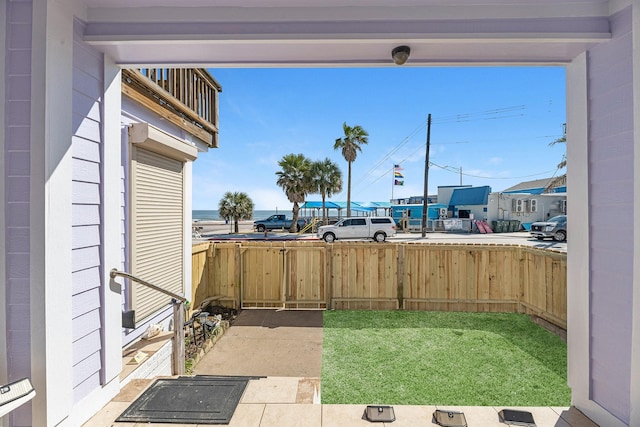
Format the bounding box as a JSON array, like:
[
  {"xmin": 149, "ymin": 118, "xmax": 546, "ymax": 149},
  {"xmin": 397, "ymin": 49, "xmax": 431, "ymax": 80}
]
[
  {"xmin": 110, "ymin": 268, "xmax": 186, "ymax": 375},
  {"xmin": 109, "ymin": 269, "xmax": 187, "ymax": 303}
]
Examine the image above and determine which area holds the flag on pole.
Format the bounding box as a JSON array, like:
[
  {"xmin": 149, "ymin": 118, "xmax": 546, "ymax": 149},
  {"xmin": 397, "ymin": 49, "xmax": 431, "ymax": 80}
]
[{"xmin": 393, "ymin": 164, "xmax": 404, "ymax": 185}]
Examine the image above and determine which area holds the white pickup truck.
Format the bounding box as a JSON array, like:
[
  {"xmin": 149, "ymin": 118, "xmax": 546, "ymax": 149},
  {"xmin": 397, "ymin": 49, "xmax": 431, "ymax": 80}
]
[{"xmin": 317, "ymin": 216, "xmax": 397, "ymax": 242}]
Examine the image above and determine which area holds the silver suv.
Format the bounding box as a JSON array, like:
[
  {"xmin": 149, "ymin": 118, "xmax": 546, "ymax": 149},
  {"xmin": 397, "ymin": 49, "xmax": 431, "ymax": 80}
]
[
  {"xmin": 530, "ymin": 214, "xmax": 567, "ymax": 242},
  {"xmin": 317, "ymin": 216, "xmax": 397, "ymax": 243}
]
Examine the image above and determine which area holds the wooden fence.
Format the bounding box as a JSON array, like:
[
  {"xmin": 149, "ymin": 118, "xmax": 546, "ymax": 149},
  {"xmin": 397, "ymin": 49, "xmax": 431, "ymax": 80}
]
[{"xmin": 191, "ymin": 241, "xmax": 567, "ymax": 329}]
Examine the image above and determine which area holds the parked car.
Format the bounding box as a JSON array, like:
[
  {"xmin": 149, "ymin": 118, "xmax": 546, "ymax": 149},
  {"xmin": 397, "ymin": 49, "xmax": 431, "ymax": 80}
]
[
  {"xmin": 317, "ymin": 216, "xmax": 396, "ymax": 242},
  {"xmin": 530, "ymin": 214, "xmax": 567, "ymax": 241},
  {"xmin": 253, "ymin": 214, "xmax": 307, "ymax": 232}
]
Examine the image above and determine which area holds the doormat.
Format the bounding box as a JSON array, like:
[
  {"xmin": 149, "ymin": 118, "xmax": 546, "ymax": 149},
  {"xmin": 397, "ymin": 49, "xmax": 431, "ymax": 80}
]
[{"xmin": 116, "ymin": 376, "xmax": 250, "ymax": 424}]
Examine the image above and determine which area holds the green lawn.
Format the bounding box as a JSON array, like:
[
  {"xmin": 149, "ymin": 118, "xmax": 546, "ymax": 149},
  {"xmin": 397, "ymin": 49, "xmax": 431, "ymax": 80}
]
[{"xmin": 321, "ymin": 311, "xmax": 570, "ymax": 406}]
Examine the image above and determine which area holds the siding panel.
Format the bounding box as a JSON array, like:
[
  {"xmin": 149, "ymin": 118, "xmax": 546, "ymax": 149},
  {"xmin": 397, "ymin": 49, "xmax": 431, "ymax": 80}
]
[
  {"xmin": 72, "ymin": 288, "xmax": 101, "ymax": 321},
  {"xmin": 72, "ymin": 181, "xmax": 100, "ymax": 205},
  {"xmin": 72, "ymin": 136, "xmax": 100, "ymax": 163},
  {"xmin": 6, "ymin": 227, "xmax": 29, "ymax": 253},
  {"xmin": 72, "ymin": 309, "xmax": 101, "ymax": 342},
  {"xmin": 72, "ymin": 225, "xmax": 101, "ymax": 250},
  {"xmin": 74, "ymin": 117, "xmax": 101, "ymax": 143},
  {"xmin": 72, "ymin": 266, "xmax": 101, "ymax": 295},
  {"xmin": 72, "ymin": 158, "xmax": 100, "ymax": 183},
  {"xmin": 72, "ymin": 351, "xmax": 102, "ymax": 388},
  {"xmin": 72, "ymin": 68, "xmax": 102, "ymax": 101},
  {"xmin": 71, "ymin": 20, "xmax": 104, "ymax": 404},
  {"xmin": 72, "ymin": 246, "xmax": 100, "ymax": 276},
  {"xmin": 72, "ymin": 330, "xmax": 102, "ymax": 366},
  {"xmin": 73, "ymin": 92, "xmax": 101, "ymax": 122},
  {"xmin": 73, "ymin": 373, "xmax": 101, "ymax": 404},
  {"xmin": 6, "ymin": 177, "xmax": 30, "ymax": 202},
  {"xmin": 586, "ymin": 7, "xmax": 633, "ymax": 424},
  {"xmin": 5, "ymin": 2, "xmax": 34, "ymax": 424},
  {"xmin": 72, "ymin": 205, "xmax": 100, "ymax": 226}
]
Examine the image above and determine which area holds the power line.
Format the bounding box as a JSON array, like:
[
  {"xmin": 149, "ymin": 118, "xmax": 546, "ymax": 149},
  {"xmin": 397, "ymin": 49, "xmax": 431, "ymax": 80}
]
[
  {"xmin": 344, "ymin": 104, "xmax": 556, "ymax": 197},
  {"xmin": 428, "ymin": 160, "xmax": 557, "ymax": 180}
]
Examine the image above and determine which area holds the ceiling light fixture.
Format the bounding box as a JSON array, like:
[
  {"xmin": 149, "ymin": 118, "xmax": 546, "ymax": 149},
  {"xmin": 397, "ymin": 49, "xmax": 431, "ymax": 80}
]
[{"xmin": 391, "ymin": 45, "xmax": 411, "ymax": 65}]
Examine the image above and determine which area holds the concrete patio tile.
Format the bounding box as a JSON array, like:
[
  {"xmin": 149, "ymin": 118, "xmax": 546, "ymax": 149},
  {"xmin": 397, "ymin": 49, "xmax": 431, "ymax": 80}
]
[
  {"xmin": 296, "ymin": 377, "xmax": 320, "ymax": 403},
  {"xmin": 111, "ymin": 379, "xmax": 152, "ymax": 402},
  {"xmin": 228, "ymin": 403, "xmax": 266, "ymax": 427},
  {"xmin": 259, "ymin": 403, "xmax": 321, "ymax": 427},
  {"xmin": 321, "ymin": 404, "xmax": 375, "ymax": 426},
  {"xmin": 390, "ymin": 405, "xmax": 437, "ymax": 426},
  {"xmin": 436, "ymin": 406, "xmax": 502, "ymax": 427},
  {"xmin": 493, "ymin": 406, "xmax": 570, "ymax": 427},
  {"xmin": 81, "ymin": 401, "xmax": 132, "ymax": 426},
  {"xmin": 241, "ymin": 377, "xmax": 301, "ymax": 403}
]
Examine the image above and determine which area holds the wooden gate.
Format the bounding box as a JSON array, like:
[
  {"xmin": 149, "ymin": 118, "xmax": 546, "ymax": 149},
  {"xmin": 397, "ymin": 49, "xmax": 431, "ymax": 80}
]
[{"xmin": 240, "ymin": 242, "xmax": 327, "ymax": 309}]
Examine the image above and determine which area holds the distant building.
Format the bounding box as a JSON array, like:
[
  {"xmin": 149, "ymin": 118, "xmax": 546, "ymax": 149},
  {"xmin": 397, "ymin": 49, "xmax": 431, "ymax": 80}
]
[
  {"xmin": 448, "ymin": 186, "xmax": 492, "ymax": 219},
  {"xmin": 486, "ymin": 192, "xmax": 566, "ymax": 230},
  {"xmin": 488, "ymin": 177, "xmax": 567, "ymax": 229},
  {"xmin": 502, "ymin": 177, "xmax": 566, "ymax": 194},
  {"xmin": 390, "ymin": 195, "xmax": 438, "ymax": 204},
  {"xmin": 436, "ymin": 185, "xmax": 472, "ymax": 207}
]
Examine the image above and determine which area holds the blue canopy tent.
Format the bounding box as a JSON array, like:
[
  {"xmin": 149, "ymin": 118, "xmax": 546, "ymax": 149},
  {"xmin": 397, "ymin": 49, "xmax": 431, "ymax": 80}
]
[{"xmin": 300, "ymin": 201, "xmax": 391, "ymax": 219}]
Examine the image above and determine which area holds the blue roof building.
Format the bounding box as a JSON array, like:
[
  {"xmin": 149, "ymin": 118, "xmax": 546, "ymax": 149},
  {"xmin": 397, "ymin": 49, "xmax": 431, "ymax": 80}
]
[
  {"xmin": 448, "ymin": 186, "xmax": 492, "ymax": 219},
  {"xmin": 502, "ymin": 177, "xmax": 566, "ymax": 194},
  {"xmin": 449, "ymin": 186, "xmax": 491, "ymax": 206}
]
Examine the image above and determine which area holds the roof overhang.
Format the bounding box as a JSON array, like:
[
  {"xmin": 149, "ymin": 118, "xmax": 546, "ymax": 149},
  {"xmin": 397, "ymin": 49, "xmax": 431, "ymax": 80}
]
[{"xmin": 82, "ymin": 1, "xmax": 613, "ymax": 67}]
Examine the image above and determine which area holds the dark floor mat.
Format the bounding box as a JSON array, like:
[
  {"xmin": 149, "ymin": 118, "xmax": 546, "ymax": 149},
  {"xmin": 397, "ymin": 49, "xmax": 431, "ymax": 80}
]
[{"xmin": 116, "ymin": 376, "xmax": 250, "ymax": 424}]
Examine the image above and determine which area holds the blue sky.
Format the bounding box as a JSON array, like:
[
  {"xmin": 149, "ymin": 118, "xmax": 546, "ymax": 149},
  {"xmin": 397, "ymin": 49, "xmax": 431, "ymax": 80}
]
[{"xmin": 192, "ymin": 67, "xmax": 566, "ymax": 210}]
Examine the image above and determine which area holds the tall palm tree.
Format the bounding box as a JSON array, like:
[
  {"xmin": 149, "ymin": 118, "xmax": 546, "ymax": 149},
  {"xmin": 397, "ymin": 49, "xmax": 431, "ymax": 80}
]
[
  {"xmin": 218, "ymin": 191, "xmax": 254, "ymax": 233},
  {"xmin": 276, "ymin": 153, "xmax": 312, "ymax": 232},
  {"xmin": 334, "ymin": 122, "xmax": 369, "ymax": 217},
  {"xmin": 310, "ymin": 158, "xmax": 343, "ymax": 225},
  {"xmin": 543, "ymin": 125, "xmax": 567, "ymax": 193}
]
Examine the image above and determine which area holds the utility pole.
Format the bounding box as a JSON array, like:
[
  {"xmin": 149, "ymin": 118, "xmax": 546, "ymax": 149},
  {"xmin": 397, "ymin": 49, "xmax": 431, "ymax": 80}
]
[
  {"xmin": 460, "ymin": 167, "xmax": 462, "ymax": 186},
  {"xmin": 421, "ymin": 114, "xmax": 432, "ymax": 238}
]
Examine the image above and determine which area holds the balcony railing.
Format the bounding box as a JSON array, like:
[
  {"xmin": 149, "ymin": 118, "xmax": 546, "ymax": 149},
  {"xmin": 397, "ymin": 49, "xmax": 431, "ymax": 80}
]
[{"xmin": 122, "ymin": 68, "xmax": 222, "ymax": 147}]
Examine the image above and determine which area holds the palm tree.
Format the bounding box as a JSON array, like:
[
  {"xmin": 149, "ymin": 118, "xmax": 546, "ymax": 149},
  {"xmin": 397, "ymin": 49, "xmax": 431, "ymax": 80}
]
[
  {"xmin": 276, "ymin": 153, "xmax": 312, "ymax": 232},
  {"xmin": 334, "ymin": 122, "xmax": 369, "ymax": 217},
  {"xmin": 310, "ymin": 158, "xmax": 343, "ymax": 225},
  {"xmin": 218, "ymin": 191, "xmax": 254, "ymax": 233},
  {"xmin": 543, "ymin": 124, "xmax": 567, "ymax": 193}
]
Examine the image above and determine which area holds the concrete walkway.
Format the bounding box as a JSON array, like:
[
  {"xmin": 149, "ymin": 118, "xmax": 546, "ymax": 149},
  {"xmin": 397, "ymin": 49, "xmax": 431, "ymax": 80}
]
[
  {"xmin": 84, "ymin": 310, "xmax": 597, "ymax": 426},
  {"xmin": 193, "ymin": 309, "xmax": 323, "ymax": 378}
]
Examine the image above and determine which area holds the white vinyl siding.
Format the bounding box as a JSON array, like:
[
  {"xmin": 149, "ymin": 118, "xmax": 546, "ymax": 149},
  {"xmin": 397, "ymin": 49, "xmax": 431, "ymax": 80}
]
[
  {"xmin": 131, "ymin": 147, "xmax": 184, "ymax": 322},
  {"xmin": 71, "ymin": 19, "xmax": 103, "ymax": 404}
]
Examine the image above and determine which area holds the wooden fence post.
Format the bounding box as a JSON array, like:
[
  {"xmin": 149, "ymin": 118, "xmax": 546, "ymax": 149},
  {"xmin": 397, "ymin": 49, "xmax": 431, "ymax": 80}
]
[
  {"xmin": 207, "ymin": 242, "xmax": 215, "ymax": 299},
  {"xmin": 172, "ymin": 300, "xmax": 185, "ymax": 375},
  {"xmin": 235, "ymin": 243, "xmax": 242, "ymax": 309}
]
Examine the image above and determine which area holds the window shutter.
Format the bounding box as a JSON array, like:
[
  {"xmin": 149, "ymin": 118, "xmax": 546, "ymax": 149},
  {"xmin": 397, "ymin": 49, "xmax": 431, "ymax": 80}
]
[{"xmin": 131, "ymin": 147, "xmax": 184, "ymax": 322}]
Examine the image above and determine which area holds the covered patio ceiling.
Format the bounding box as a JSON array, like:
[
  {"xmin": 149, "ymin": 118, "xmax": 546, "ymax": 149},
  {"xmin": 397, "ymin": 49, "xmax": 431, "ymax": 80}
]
[{"xmin": 82, "ymin": 0, "xmax": 613, "ymax": 67}]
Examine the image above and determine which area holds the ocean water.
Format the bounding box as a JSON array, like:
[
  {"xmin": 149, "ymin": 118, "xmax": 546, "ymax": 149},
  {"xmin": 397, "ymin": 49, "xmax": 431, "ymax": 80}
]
[{"xmin": 193, "ymin": 209, "xmax": 283, "ymax": 221}]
